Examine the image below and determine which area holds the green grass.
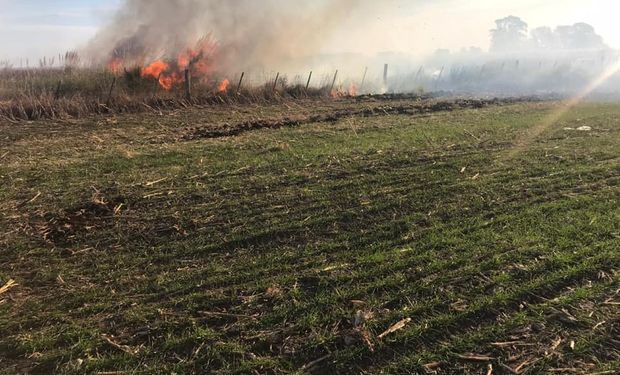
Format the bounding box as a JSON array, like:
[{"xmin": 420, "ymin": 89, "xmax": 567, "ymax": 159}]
[{"xmin": 0, "ymin": 99, "xmax": 618, "ymax": 374}]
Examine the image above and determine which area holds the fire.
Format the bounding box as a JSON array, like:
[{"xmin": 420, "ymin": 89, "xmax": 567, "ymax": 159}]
[
  {"xmin": 140, "ymin": 60, "xmax": 180, "ymax": 90},
  {"xmin": 108, "ymin": 35, "xmax": 220, "ymax": 91},
  {"xmin": 158, "ymin": 74, "xmax": 179, "ymax": 91},
  {"xmin": 218, "ymin": 79, "xmax": 230, "ymax": 92},
  {"xmin": 142, "ymin": 60, "xmax": 169, "ymax": 79},
  {"xmin": 177, "ymin": 49, "xmax": 197, "ymax": 70},
  {"xmin": 331, "ymin": 83, "xmax": 359, "ymax": 98},
  {"xmin": 348, "ymin": 83, "xmax": 358, "ymax": 97},
  {"xmin": 107, "ymin": 58, "xmax": 123, "ymax": 75}
]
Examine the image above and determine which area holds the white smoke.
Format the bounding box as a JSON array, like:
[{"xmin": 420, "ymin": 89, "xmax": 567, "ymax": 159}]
[{"xmin": 84, "ymin": 0, "xmax": 362, "ymax": 74}]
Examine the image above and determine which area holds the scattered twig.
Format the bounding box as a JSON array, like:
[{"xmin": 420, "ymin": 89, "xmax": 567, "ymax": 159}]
[
  {"xmin": 101, "ymin": 334, "xmax": 138, "ymax": 355},
  {"xmin": 497, "ymin": 362, "xmax": 520, "ymax": 375},
  {"xmin": 455, "ymin": 353, "xmax": 496, "ymax": 362},
  {"xmin": 16, "ymin": 191, "xmax": 41, "ymax": 208},
  {"xmin": 378, "ymin": 318, "xmax": 412, "ymax": 339},
  {"xmin": 548, "ymin": 368, "xmax": 583, "ymax": 373},
  {"xmin": 423, "ymin": 361, "xmax": 444, "ymax": 372},
  {"xmin": 464, "ymin": 130, "xmax": 481, "ymax": 141},
  {"xmin": 0, "ymin": 279, "xmax": 17, "ymax": 295},
  {"xmin": 592, "ymin": 321, "xmax": 606, "ymax": 331},
  {"xmin": 198, "ymin": 311, "xmax": 258, "ymax": 320},
  {"xmin": 515, "ymin": 358, "xmax": 540, "ymax": 373},
  {"xmin": 491, "ymin": 341, "xmax": 535, "ymax": 347},
  {"xmin": 144, "ymin": 177, "xmax": 168, "ymax": 187},
  {"xmin": 300, "ymin": 354, "xmax": 331, "ymax": 371}
]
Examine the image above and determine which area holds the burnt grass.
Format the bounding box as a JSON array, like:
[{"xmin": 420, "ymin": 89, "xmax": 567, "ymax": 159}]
[{"xmin": 0, "ymin": 97, "xmax": 619, "ymax": 374}]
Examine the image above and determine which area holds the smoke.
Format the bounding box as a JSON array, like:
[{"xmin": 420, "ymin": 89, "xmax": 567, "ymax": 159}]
[
  {"xmin": 84, "ymin": 0, "xmax": 362, "ymax": 73},
  {"xmin": 83, "ymin": 2, "xmax": 620, "ymax": 97}
]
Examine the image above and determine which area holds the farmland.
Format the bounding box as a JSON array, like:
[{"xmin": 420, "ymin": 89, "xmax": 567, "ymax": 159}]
[{"xmin": 0, "ymin": 96, "xmax": 618, "ymax": 374}]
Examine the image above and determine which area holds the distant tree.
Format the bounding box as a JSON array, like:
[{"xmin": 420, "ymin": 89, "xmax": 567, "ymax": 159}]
[
  {"xmin": 555, "ymin": 23, "xmax": 605, "ymax": 50},
  {"xmin": 493, "ymin": 17, "xmax": 607, "ymax": 52},
  {"xmin": 490, "ymin": 16, "xmax": 529, "ymax": 53},
  {"xmin": 530, "ymin": 26, "xmax": 558, "ymax": 50}
]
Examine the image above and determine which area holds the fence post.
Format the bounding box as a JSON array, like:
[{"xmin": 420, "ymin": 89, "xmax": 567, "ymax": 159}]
[
  {"xmin": 360, "ymin": 67, "xmax": 368, "ymax": 93},
  {"xmin": 383, "ymin": 64, "xmax": 389, "ymax": 86},
  {"xmin": 434, "ymin": 66, "xmax": 444, "ymax": 90},
  {"xmin": 305, "ymin": 71, "xmax": 313, "ymax": 91},
  {"xmin": 273, "ymin": 72, "xmax": 280, "ymax": 92},
  {"xmin": 414, "ymin": 66, "xmax": 423, "ymax": 81},
  {"xmin": 237, "ymin": 72, "xmax": 245, "ymax": 94},
  {"xmin": 330, "ymin": 70, "xmax": 339, "ymax": 93}
]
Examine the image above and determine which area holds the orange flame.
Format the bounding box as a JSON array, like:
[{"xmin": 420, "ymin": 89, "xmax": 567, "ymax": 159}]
[
  {"xmin": 107, "ymin": 58, "xmax": 123, "ymax": 75},
  {"xmin": 142, "ymin": 60, "xmax": 169, "ymax": 79},
  {"xmin": 348, "ymin": 83, "xmax": 358, "ymax": 97},
  {"xmin": 218, "ymin": 79, "xmax": 230, "ymax": 92},
  {"xmin": 141, "ymin": 60, "xmax": 182, "ymax": 90},
  {"xmin": 177, "ymin": 49, "xmax": 197, "ymax": 70},
  {"xmin": 158, "ymin": 74, "xmax": 178, "ymax": 91},
  {"xmin": 331, "ymin": 83, "xmax": 358, "ymax": 98},
  {"xmin": 110, "ymin": 35, "xmax": 221, "ymax": 91}
]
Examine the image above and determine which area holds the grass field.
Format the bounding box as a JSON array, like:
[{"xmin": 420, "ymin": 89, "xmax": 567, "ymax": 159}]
[{"xmin": 0, "ymin": 98, "xmax": 618, "ymax": 374}]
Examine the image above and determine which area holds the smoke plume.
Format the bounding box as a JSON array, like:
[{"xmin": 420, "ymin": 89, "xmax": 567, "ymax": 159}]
[{"xmin": 85, "ymin": 0, "xmax": 361, "ymax": 74}]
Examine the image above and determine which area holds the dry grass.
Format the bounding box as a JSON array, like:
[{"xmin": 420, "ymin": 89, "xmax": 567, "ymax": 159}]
[{"xmin": 0, "ymin": 67, "xmax": 347, "ymax": 121}]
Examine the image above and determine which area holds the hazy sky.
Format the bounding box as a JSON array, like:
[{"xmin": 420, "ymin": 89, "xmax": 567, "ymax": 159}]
[{"xmin": 1, "ymin": 0, "xmax": 619, "ymax": 62}]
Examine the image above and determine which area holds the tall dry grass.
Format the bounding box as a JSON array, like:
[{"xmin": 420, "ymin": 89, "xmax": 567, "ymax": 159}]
[{"xmin": 0, "ymin": 66, "xmax": 339, "ymax": 121}]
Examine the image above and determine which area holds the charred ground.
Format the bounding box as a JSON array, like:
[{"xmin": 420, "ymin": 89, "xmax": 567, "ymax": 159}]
[{"xmin": 0, "ymin": 97, "xmax": 618, "ymax": 374}]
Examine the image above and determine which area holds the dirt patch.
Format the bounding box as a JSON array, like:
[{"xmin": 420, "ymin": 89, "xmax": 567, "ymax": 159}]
[{"xmin": 30, "ymin": 189, "xmax": 129, "ymax": 248}]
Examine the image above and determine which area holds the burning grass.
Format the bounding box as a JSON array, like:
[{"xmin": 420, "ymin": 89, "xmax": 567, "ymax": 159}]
[
  {"xmin": 0, "ymin": 36, "xmax": 401, "ymax": 122},
  {"xmin": 0, "ymin": 65, "xmax": 348, "ymax": 121},
  {"xmin": 0, "ymin": 98, "xmax": 618, "ymax": 374}
]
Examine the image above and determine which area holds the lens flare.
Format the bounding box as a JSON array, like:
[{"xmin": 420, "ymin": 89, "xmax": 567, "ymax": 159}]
[{"xmin": 505, "ymin": 60, "xmax": 620, "ymax": 159}]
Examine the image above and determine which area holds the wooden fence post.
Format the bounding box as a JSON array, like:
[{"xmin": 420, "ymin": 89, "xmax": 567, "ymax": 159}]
[
  {"xmin": 237, "ymin": 72, "xmax": 245, "ymax": 93},
  {"xmin": 434, "ymin": 66, "xmax": 444, "ymax": 90},
  {"xmin": 273, "ymin": 72, "xmax": 280, "ymax": 92},
  {"xmin": 305, "ymin": 71, "xmax": 313, "ymax": 91},
  {"xmin": 360, "ymin": 67, "xmax": 368, "ymax": 92},
  {"xmin": 383, "ymin": 64, "xmax": 389, "ymax": 86},
  {"xmin": 414, "ymin": 66, "xmax": 423, "ymax": 81},
  {"xmin": 330, "ymin": 70, "xmax": 339, "ymax": 92}
]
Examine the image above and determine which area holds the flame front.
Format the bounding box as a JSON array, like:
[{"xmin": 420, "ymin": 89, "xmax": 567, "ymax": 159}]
[
  {"xmin": 218, "ymin": 79, "xmax": 230, "ymax": 92},
  {"xmin": 142, "ymin": 60, "xmax": 169, "ymax": 79},
  {"xmin": 332, "ymin": 83, "xmax": 359, "ymax": 98},
  {"xmin": 140, "ymin": 60, "xmax": 180, "ymax": 90},
  {"xmin": 107, "ymin": 58, "xmax": 123, "ymax": 75},
  {"xmin": 109, "ymin": 35, "xmax": 219, "ymax": 91},
  {"xmin": 348, "ymin": 83, "xmax": 358, "ymax": 97}
]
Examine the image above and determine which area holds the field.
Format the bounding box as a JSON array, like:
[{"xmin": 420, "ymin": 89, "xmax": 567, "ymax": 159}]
[{"xmin": 0, "ymin": 97, "xmax": 618, "ymax": 374}]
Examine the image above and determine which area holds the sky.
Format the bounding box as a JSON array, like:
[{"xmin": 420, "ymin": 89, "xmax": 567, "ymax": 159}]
[
  {"xmin": 0, "ymin": 0, "xmax": 120, "ymax": 62},
  {"xmin": 1, "ymin": 0, "xmax": 619, "ymax": 63}
]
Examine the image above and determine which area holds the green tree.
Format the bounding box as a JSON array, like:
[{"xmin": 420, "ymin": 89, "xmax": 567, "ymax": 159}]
[{"xmin": 490, "ymin": 16, "xmax": 528, "ymax": 53}]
